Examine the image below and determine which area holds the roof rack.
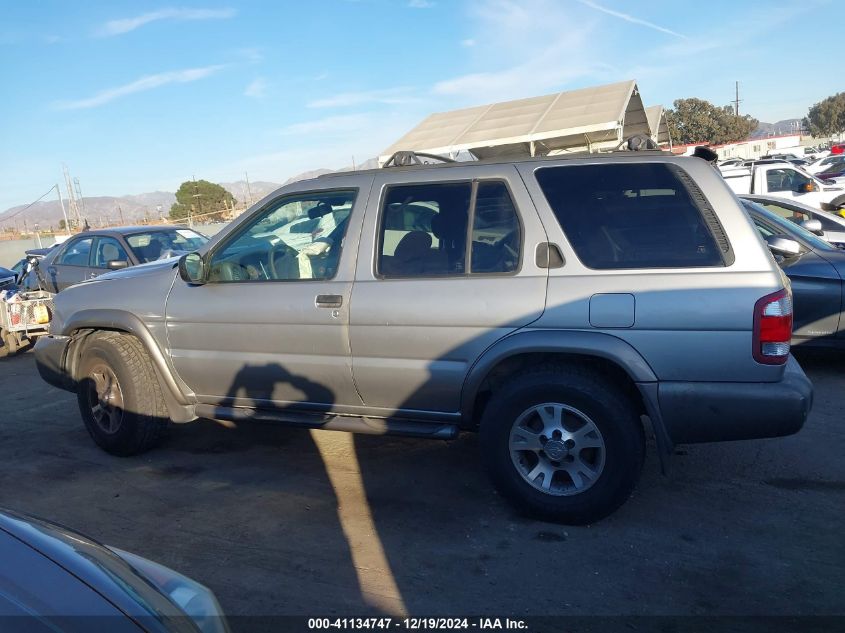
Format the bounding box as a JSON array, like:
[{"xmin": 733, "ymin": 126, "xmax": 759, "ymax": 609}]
[{"xmin": 381, "ymin": 151, "xmax": 456, "ymax": 168}]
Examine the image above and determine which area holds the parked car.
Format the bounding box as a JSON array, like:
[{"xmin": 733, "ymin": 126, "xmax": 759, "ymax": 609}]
[
  {"xmin": 0, "ymin": 507, "xmax": 229, "ymax": 632},
  {"xmin": 741, "ymin": 198, "xmax": 845, "ymax": 348},
  {"xmin": 739, "ymin": 193, "xmax": 845, "ymax": 246},
  {"xmin": 806, "ymin": 154, "xmax": 845, "ymax": 174},
  {"xmin": 0, "ymin": 266, "xmax": 15, "ymax": 292},
  {"xmin": 35, "ymin": 150, "xmax": 812, "ymax": 524},
  {"xmin": 831, "ymin": 143, "xmax": 845, "ymax": 155},
  {"xmin": 720, "ymin": 159, "xmax": 845, "ymax": 210},
  {"xmin": 33, "ymin": 226, "xmax": 208, "ymax": 293},
  {"xmin": 817, "ymin": 164, "xmax": 845, "ymax": 181}
]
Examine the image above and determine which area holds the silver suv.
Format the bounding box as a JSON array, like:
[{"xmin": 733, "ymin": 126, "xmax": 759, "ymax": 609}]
[{"xmin": 35, "ymin": 152, "xmax": 812, "ymax": 524}]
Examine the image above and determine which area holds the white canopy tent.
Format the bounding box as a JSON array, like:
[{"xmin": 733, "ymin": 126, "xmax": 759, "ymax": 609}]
[
  {"xmin": 645, "ymin": 105, "xmax": 672, "ymax": 147},
  {"xmin": 379, "ymin": 80, "xmax": 652, "ymax": 165}
]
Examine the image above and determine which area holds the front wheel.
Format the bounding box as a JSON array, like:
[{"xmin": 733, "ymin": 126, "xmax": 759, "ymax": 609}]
[
  {"xmin": 76, "ymin": 331, "xmax": 169, "ymax": 456},
  {"xmin": 480, "ymin": 366, "xmax": 645, "ymax": 524}
]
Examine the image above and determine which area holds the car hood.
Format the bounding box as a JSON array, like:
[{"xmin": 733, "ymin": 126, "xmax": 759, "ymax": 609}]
[{"xmin": 94, "ymin": 256, "xmax": 180, "ymax": 282}]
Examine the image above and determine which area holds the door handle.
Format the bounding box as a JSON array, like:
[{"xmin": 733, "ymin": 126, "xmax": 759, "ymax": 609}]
[{"xmin": 315, "ymin": 294, "xmax": 343, "ymax": 308}]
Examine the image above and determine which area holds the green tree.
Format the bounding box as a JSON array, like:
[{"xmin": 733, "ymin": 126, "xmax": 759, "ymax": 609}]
[
  {"xmin": 170, "ymin": 180, "xmax": 235, "ymax": 222},
  {"xmin": 803, "ymin": 93, "xmax": 845, "ymax": 137},
  {"xmin": 666, "ymin": 97, "xmax": 758, "ymax": 145},
  {"xmin": 58, "ymin": 219, "xmax": 66, "ymax": 230}
]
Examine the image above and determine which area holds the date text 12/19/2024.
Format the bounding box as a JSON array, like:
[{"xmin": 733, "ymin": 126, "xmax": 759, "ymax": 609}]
[{"xmin": 308, "ymin": 618, "xmax": 529, "ymax": 630}]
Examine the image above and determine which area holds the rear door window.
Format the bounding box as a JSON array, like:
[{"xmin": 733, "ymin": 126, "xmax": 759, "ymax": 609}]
[
  {"xmin": 535, "ymin": 163, "xmax": 727, "ymax": 269},
  {"xmin": 56, "ymin": 237, "xmax": 94, "ymax": 267}
]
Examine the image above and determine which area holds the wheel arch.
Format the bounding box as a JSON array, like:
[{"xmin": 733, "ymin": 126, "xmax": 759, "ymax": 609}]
[
  {"xmin": 63, "ymin": 310, "xmax": 196, "ymax": 423},
  {"xmin": 460, "ymin": 330, "xmax": 673, "ymax": 468}
]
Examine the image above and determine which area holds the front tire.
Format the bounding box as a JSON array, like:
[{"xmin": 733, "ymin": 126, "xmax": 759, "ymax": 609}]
[
  {"xmin": 76, "ymin": 331, "xmax": 169, "ymax": 456},
  {"xmin": 480, "ymin": 365, "xmax": 645, "ymax": 524}
]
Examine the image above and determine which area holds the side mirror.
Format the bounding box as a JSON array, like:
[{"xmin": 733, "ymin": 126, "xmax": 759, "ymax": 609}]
[
  {"xmin": 798, "ymin": 181, "xmax": 819, "ymax": 193},
  {"xmin": 178, "ymin": 252, "xmax": 206, "ymax": 284},
  {"xmin": 765, "ymin": 235, "xmax": 801, "ymax": 257},
  {"xmin": 107, "ymin": 260, "xmax": 130, "ymax": 270},
  {"xmin": 800, "ymin": 219, "xmax": 823, "ymax": 234}
]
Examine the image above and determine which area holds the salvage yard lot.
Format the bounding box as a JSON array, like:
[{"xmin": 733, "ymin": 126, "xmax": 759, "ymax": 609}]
[{"xmin": 1, "ymin": 350, "xmax": 843, "ymax": 621}]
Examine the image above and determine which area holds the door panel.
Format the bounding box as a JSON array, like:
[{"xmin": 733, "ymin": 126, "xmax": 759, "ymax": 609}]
[
  {"xmin": 165, "ymin": 176, "xmax": 372, "ymax": 410},
  {"xmin": 349, "ymin": 165, "xmax": 548, "ymax": 416},
  {"xmin": 48, "ymin": 236, "xmax": 94, "ymax": 291}
]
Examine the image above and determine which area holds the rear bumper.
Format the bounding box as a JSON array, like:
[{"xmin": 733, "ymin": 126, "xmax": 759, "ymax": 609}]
[
  {"xmin": 34, "ymin": 335, "xmax": 74, "ymax": 392},
  {"xmin": 657, "ymin": 355, "xmax": 812, "ymax": 444}
]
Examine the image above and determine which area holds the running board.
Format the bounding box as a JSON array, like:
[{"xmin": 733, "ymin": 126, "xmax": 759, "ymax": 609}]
[{"xmin": 194, "ymin": 404, "xmax": 459, "ymax": 440}]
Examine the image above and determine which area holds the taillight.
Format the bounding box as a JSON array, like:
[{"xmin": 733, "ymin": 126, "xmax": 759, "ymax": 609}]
[{"xmin": 752, "ymin": 288, "xmax": 792, "ymax": 365}]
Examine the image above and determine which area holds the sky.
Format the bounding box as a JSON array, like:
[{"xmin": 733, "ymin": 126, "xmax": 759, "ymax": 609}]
[{"xmin": 0, "ymin": 0, "xmax": 840, "ymax": 212}]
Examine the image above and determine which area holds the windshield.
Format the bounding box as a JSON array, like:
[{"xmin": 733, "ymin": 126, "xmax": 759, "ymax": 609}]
[
  {"xmin": 125, "ymin": 229, "xmax": 208, "ymax": 263},
  {"xmin": 742, "ymin": 199, "xmax": 837, "ymax": 252}
]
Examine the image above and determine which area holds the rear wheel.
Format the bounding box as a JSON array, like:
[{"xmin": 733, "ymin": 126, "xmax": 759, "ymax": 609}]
[
  {"xmin": 76, "ymin": 331, "xmax": 169, "ymax": 456},
  {"xmin": 1, "ymin": 329, "xmax": 19, "ymax": 356},
  {"xmin": 480, "ymin": 365, "xmax": 645, "ymax": 524}
]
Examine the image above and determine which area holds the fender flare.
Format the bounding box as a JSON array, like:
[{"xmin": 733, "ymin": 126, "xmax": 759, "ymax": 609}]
[
  {"xmin": 63, "ymin": 309, "xmax": 196, "ymax": 421},
  {"xmin": 460, "ymin": 329, "xmax": 658, "ymax": 422}
]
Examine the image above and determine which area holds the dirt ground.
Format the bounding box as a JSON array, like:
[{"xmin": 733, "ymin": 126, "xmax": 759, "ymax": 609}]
[{"xmin": 0, "ymin": 348, "xmax": 843, "ymax": 629}]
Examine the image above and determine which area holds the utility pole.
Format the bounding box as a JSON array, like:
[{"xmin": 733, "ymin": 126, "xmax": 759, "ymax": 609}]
[
  {"xmin": 244, "ymin": 172, "xmax": 253, "ymax": 207},
  {"xmin": 118, "ymin": 204, "xmax": 125, "ymax": 225},
  {"xmin": 73, "ymin": 177, "xmax": 86, "ymax": 218},
  {"xmin": 55, "ymin": 183, "xmax": 71, "ymax": 235},
  {"xmin": 733, "ymin": 81, "xmax": 742, "ymax": 117},
  {"xmin": 63, "ymin": 164, "xmax": 81, "ymax": 228}
]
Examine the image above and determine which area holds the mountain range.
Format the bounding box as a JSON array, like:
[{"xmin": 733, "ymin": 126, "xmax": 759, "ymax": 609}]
[{"xmin": 1, "ymin": 157, "xmax": 383, "ymax": 230}]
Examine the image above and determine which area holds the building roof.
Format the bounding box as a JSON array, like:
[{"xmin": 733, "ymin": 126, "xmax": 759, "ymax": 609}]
[{"xmin": 379, "ymin": 80, "xmax": 650, "ymax": 164}]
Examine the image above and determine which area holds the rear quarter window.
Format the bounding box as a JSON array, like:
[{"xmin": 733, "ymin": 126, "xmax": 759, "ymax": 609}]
[{"xmin": 535, "ymin": 162, "xmax": 729, "ymax": 270}]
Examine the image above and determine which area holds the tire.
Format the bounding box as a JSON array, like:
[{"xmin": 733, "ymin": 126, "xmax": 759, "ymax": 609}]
[
  {"xmin": 480, "ymin": 365, "xmax": 645, "ymax": 525},
  {"xmin": 1, "ymin": 329, "xmax": 19, "ymax": 356},
  {"xmin": 830, "ymin": 194, "xmax": 845, "ymax": 211},
  {"xmin": 76, "ymin": 331, "xmax": 169, "ymax": 456}
]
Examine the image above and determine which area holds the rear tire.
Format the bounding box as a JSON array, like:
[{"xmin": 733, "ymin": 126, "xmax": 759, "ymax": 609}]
[
  {"xmin": 830, "ymin": 194, "xmax": 845, "ymax": 211},
  {"xmin": 76, "ymin": 331, "xmax": 169, "ymax": 456},
  {"xmin": 480, "ymin": 365, "xmax": 645, "ymax": 525},
  {"xmin": 1, "ymin": 329, "xmax": 19, "ymax": 356}
]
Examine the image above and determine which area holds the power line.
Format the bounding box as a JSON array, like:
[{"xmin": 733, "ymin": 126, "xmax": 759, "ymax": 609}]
[{"xmin": 0, "ymin": 184, "xmax": 58, "ymax": 225}]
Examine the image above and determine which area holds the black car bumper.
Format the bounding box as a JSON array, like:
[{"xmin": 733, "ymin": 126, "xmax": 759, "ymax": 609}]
[
  {"xmin": 34, "ymin": 335, "xmax": 74, "ymax": 392},
  {"xmin": 658, "ymin": 355, "xmax": 812, "ymax": 444}
]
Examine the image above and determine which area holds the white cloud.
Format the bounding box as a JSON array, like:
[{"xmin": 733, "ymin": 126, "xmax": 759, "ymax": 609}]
[
  {"xmin": 55, "ymin": 65, "xmax": 227, "ymax": 110},
  {"xmin": 461, "ymin": 38, "xmax": 476, "ymax": 47},
  {"xmin": 279, "ymin": 114, "xmax": 374, "ymax": 136},
  {"xmin": 575, "ymin": 0, "xmax": 686, "ymax": 39},
  {"xmin": 98, "ymin": 7, "xmax": 236, "ymax": 36},
  {"xmin": 408, "ymin": 0, "xmax": 435, "ymax": 7},
  {"xmin": 308, "ymin": 87, "xmax": 417, "ymax": 108},
  {"xmin": 433, "ymin": 0, "xmax": 606, "ymax": 102},
  {"xmin": 244, "ymin": 77, "xmax": 267, "ymax": 98}
]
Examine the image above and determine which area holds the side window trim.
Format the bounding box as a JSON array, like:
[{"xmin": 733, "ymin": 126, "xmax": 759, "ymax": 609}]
[
  {"xmin": 375, "ymin": 177, "xmax": 524, "ymax": 279},
  {"xmin": 56, "ymin": 236, "xmax": 94, "ymax": 267},
  {"xmin": 205, "ymin": 187, "xmax": 359, "ymax": 283}
]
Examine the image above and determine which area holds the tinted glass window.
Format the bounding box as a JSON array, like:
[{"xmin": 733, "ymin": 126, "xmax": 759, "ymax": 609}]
[
  {"xmin": 92, "ymin": 237, "xmax": 129, "ymax": 268},
  {"xmin": 379, "ymin": 182, "xmax": 471, "ymax": 277},
  {"xmin": 57, "ymin": 237, "xmax": 93, "ymax": 266},
  {"xmin": 209, "ymin": 190, "xmax": 356, "ymax": 281},
  {"xmin": 535, "ymin": 163, "xmax": 723, "ymax": 269},
  {"xmin": 471, "ymin": 181, "xmax": 521, "ymax": 273},
  {"xmin": 766, "ymin": 168, "xmax": 810, "ymax": 193}
]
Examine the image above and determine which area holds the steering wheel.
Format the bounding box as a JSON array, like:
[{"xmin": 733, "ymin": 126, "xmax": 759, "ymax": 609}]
[{"xmin": 268, "ymin": 241, "xmax": 297, "ymax": 279}]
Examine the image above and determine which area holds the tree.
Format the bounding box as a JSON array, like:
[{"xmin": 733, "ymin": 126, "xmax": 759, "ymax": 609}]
[
  {"xmin": 170, "ymin": 180, "xmax": 235, "ymax": 222},
  {"xmin": 666, "ymin": 97, "xmax": 758, "ymax": 145},
  {"xmin": 58, "ymin": 219, "xmax": 66, "ymax": 230},
  {"xmin": 803, "ymin": 93, "xmax": 845, "ymax": 137}
]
